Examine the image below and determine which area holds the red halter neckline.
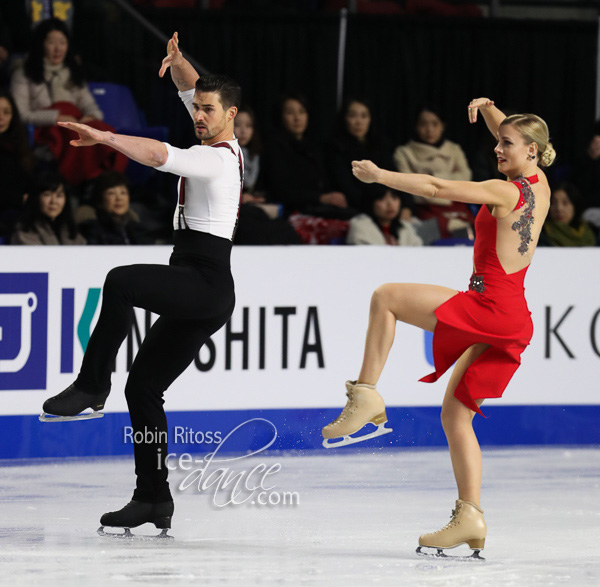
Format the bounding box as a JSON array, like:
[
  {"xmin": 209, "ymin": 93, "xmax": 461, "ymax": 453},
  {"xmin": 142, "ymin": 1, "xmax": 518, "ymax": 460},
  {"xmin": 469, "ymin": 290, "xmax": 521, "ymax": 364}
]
[{"xmin": 524, "ymin": 174, "xmax": 539, "ymax": 184}]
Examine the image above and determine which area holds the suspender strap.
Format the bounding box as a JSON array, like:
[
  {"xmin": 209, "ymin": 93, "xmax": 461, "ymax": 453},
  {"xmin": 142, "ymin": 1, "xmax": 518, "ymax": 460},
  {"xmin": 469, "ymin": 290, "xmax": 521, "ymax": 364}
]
[
  {"xmin": 208, "ymin": 141, "xmax": 245, "ymax": 239},
  {"xmin": 178, "ymin": 177, "xmax": 188, "ymax": 229}
]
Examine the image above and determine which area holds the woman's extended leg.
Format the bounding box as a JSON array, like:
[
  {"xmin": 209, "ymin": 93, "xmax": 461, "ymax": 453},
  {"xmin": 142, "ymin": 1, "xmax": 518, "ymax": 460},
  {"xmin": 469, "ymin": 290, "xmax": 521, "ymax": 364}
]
[
  {"xmin": 440, "ymin": 343, "xmax": 490, "ymax": 506},
  {"xmin": 357, "ymin": 283, "xmax": 458, "ymax": 385},
  {"xmin": 322, "ymin": 283, "xmax": 458, "ymax": 446}
]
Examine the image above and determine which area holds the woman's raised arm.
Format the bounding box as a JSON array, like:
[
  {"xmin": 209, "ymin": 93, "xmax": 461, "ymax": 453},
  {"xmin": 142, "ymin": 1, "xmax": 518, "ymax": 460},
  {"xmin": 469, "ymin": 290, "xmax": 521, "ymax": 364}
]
[{"xmin": 468, "ymin": 97, "xmax": 506, "ymax": 138}]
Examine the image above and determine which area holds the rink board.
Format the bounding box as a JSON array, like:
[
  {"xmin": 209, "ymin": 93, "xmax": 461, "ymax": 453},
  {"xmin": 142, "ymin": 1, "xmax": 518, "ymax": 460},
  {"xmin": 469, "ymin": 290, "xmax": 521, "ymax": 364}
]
[{"xmin": 0, "ymin": 246, "xmax": 599, "ymax": 458}]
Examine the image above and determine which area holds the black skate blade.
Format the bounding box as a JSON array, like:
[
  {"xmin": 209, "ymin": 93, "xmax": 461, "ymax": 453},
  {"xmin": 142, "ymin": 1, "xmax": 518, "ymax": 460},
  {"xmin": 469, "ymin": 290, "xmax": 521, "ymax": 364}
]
[
  {"xmin": 39, "ymin": 411, "xmax": 104, "ymax": 423},
  {"xmin": 97, "ymin": 526, "xmax": 173, "ymax": 540},
  {"xmin": 416, "ymin": 546, "xmax": 485, "ymax": 561}
]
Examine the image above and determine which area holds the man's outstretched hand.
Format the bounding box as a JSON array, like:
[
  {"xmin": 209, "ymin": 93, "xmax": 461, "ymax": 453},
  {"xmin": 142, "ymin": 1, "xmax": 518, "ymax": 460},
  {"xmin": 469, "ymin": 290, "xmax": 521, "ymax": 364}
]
[
  {"xmin": 159, "ymin": 32, "xmax": 184, "ymax": 78},
  {"xmin": 58, "ymin": 121, "xmax": 106, "ymax": 146}
]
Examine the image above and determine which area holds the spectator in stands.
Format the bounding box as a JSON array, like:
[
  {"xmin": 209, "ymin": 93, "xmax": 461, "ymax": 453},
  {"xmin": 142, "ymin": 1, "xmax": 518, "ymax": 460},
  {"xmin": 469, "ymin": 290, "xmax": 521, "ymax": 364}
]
[
  {"xmin": 0, "ymin": 90, "xmax": 34, "ymax": 238},
  {"xmin": 393, "ymin": 105, "xmax": 474, "ymax": 238},
  {"xmin": 10, "ymin": 18, "xmax": 127, "ymax": 186},
  {"xmin": 574, "ymin": 120, "xmax": 600, "ymax": 211},
  {"xmin": 233, "ymin": 104, "xmax": 301, "ymax": 244},
  {"xmin": 540, "ymin": 182, "xmax": 596, "ymax": 247},
  {"xmin": 235, "ymin": 105, "xmax": 263, "ymax": 202},
  {"xmin": 261, "ymin": 93, "xmax": 352, "ymax": 219},
  {"xmin": 326, "ymin": 97, "xmax": 396, "ymax": 211},
  {"xmin": 347, "ymin": 183, "xmax": 422, "ymax": 246},
  {"xmin": 11, "ymin": 172, "xmax": 85, "ymax": 245},
  {"xmin": 78, "ymin": 172, "xmax": 150, "ymax": 245}
]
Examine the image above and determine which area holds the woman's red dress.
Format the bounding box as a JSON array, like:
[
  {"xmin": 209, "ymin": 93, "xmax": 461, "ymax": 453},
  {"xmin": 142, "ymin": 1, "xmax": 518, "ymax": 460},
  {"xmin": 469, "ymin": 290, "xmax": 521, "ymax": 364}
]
[{"xmin": 420, "ymin": 175, "xmax": 538, "ymax": 415}]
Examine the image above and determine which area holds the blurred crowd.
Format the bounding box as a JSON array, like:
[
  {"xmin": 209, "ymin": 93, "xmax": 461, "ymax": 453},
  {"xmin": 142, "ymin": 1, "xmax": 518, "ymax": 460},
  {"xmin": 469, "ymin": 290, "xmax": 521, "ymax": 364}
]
[{"xmin": 1, "ymin": 5, "xmax": 599, "ymax": 248}]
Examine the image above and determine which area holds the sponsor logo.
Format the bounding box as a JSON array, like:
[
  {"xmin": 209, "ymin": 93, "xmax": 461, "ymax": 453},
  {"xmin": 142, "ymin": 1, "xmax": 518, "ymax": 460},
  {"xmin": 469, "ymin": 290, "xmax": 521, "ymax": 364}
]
[{"xmin": 0, "ymin": 273, "xmax": 48, "ymax": 390}]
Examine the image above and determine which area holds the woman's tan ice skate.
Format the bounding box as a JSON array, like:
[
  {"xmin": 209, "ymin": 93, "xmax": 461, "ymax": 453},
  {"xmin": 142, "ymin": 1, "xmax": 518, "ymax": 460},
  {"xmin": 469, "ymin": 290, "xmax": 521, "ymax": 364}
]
[
  {"xmin": 322, "ymin": 380, "xmax": 393, "ymax": 448},
  {"xmin": 416, "ymin": 499, "xmax": 487, "ymax": 561}
]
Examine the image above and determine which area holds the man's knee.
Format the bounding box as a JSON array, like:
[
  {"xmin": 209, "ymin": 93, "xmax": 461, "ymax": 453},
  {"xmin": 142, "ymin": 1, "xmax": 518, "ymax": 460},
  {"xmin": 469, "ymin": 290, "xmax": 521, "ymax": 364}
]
[
  {"xmin": 125, "ymin": 363, "xmax": 168, "ymax": 406},
  {"xmin": 104, "ymin": 265, "xmax": 131, "ymax": 292}
]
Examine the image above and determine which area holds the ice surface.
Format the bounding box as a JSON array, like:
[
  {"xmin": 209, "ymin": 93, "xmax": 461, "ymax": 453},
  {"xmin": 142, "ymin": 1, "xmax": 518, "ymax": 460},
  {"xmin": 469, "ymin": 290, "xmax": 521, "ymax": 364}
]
[{"xmin": 1, "ymin": 448, "xmax": 599, "ymax": 586}]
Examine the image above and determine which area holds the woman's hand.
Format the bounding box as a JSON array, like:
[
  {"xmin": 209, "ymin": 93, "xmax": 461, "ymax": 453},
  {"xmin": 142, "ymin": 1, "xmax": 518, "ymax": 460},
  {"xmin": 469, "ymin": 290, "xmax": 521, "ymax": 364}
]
[
  {"xmin": 468, "ymin": 98, "xmax": 494, "ymax": 124},
  {"xmin": 159, "ymin": 32, "xmax": 184, "ymax": 78},
  {"xmin": 352, "ymin": 160, "xmax": 381, "ymax": 184},
  {"xmin": 58, "ymin": 121, "xmax": 107, "ymax": 146}
]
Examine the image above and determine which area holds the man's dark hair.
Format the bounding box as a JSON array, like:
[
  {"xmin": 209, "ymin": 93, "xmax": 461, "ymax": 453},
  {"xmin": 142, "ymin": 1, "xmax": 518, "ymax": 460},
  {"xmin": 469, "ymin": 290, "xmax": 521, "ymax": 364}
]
[{"xmin": 195, "ymin": 75, "xmax": 241, "ymax": 110}]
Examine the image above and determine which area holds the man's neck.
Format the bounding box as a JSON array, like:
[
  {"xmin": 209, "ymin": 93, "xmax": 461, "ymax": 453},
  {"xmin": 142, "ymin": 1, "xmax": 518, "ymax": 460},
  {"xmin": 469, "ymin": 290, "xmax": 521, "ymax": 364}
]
[{"xmin": 203, "ymin": 127, "xmax": 235, "ymax": 146}]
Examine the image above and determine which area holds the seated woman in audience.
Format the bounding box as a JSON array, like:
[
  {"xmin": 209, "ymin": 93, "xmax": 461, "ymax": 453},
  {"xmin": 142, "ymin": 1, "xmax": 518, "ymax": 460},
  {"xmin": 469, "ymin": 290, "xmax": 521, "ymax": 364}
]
[
  {"xmin": 574, "ymin": 120, "xmax": 600, "ymax": 210},
  {"xmin": 78, "ymin": 171, "xmax": 150, "ymax": 245},
  {"xmin": 327, "ymin": 97, "xmax": 396, "ymax": 211},
  {"xmin": 0, "ymin": 90, "xmax": 34, "ymax": 237},
  {"xmin": 347, "ymin": 183, "xmax": 422, "ymax": 246},
  {"xmin": 235, "ymin": 105, "xmax": 263, "ymax": 202},
  {"xmin": 261, "ymin": 93, "xmax": 352, "ymax": 219},
  {"xmin": 233, "ymin": 105, "xmax": 301, "ymax": 244},
  {"xmin": 393, "ymin": 105, "xmax": 474, "ymax": 237},
  {"xmin": 10, "ymin": 18, "xmax": 127, "ymax": 186},
  {"xmin": 11, "ymin": 172, "xmax": 85, "ymax": 245},
  {"xmin": 541, "ymin": 182, "xmax": 596, "ymax": 247}
]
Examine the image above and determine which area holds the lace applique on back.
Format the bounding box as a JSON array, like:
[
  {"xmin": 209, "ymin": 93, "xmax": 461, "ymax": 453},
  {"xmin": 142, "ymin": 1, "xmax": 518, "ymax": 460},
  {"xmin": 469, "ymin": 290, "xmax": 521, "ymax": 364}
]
[{"xmin": 511, "ymin": 176, "xmax": 535, "ymax": 255}]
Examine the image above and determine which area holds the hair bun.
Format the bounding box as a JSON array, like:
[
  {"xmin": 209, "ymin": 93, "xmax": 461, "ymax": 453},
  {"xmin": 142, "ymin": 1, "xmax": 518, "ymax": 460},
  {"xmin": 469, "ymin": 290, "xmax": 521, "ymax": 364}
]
[{"xmin": 540, "ymin": 142, "xmax": 556, "ymax": 167}]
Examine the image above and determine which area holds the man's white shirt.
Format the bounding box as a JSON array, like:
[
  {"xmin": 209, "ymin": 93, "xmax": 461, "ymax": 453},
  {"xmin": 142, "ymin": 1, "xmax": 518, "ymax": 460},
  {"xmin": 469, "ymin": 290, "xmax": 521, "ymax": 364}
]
[{"xmin": 156, "ymin": 89, "xmax": 244, "ymax": 241}]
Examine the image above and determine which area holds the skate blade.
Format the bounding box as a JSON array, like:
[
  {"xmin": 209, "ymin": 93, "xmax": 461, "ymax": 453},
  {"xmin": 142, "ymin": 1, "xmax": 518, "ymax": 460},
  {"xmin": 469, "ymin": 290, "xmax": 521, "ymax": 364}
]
[
  {"xmin": 322, "ymin": 422, "xmax": 393, "ymax": 449},
  {"xmin": 416, "ymin": 546, "xmax": 485, "ymax": 561},
  {"xmin": 97, "ymin": 526, "xmax": 173, "ymax": 540},
  {"xmin": 39, "ymin": 411, "xmax": 104, "ymax": 423}
]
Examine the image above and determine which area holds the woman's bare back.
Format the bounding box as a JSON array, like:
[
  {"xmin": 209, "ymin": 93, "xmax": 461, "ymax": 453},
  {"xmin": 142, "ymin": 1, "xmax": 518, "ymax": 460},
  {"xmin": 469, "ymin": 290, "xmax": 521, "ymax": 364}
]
[{"xmin": 488, "ymin": 172, "xmax": 551, "ymax": 275}]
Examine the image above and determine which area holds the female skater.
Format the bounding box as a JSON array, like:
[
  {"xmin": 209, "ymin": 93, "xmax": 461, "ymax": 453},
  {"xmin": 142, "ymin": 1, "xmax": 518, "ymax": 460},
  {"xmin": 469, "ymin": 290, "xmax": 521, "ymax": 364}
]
[
  {"xmin": 41, "ymin": 33, "xmax": 243, "ymax": 536},
  {"xmin": 322, "ymin": 98, "xmax": 555, "ymax": 558}
]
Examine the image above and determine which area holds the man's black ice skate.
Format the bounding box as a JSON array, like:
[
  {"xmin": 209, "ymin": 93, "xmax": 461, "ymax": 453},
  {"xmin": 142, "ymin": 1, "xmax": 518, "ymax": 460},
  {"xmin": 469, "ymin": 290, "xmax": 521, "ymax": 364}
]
[
  {"xmin": 39, "ymin": 384, "xmax": 110, "ymax": 422},
  {"xmin": 98, "ymin": 500, "xmax": 174, "ymax": 539}
]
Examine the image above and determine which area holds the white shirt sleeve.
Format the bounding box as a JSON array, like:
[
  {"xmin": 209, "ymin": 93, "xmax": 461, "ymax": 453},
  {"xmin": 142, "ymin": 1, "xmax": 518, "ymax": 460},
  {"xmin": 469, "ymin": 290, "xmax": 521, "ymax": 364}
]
[
  {"xmin": 178, "ymin": 89, "xmax": 195, "ymax": 119},
  {"xmin": 156, "ymin": 143, "xmax": 224, "ymax": 179}
]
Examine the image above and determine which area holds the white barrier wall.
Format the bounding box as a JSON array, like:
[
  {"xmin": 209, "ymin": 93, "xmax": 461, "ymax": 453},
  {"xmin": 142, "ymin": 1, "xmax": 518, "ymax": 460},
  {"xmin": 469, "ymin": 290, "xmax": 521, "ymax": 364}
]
[{"xmin": 1, "ymin": 246, "xmax": 599, "ymax": 417}]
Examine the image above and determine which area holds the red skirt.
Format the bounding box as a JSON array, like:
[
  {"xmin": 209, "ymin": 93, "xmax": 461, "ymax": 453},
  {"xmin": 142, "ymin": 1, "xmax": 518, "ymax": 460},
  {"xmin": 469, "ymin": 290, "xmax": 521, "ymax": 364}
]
[{"xmin": 419, "ymin": 290, "xmax": 533, "ymax": 415}]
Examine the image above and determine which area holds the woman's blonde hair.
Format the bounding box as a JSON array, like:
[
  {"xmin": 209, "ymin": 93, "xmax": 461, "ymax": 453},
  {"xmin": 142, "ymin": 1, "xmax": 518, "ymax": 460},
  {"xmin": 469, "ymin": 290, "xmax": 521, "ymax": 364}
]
[{"xmin": 500, "ymin": 113, "xmax": 556, "ymax": 167}]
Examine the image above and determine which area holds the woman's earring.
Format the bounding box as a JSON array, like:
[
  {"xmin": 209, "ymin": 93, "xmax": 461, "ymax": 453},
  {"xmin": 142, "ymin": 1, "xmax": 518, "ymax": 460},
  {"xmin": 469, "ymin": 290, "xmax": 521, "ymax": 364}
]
[{"xmin": 527, "ymin": 154, "xmax": 535, "ymax": 160}]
